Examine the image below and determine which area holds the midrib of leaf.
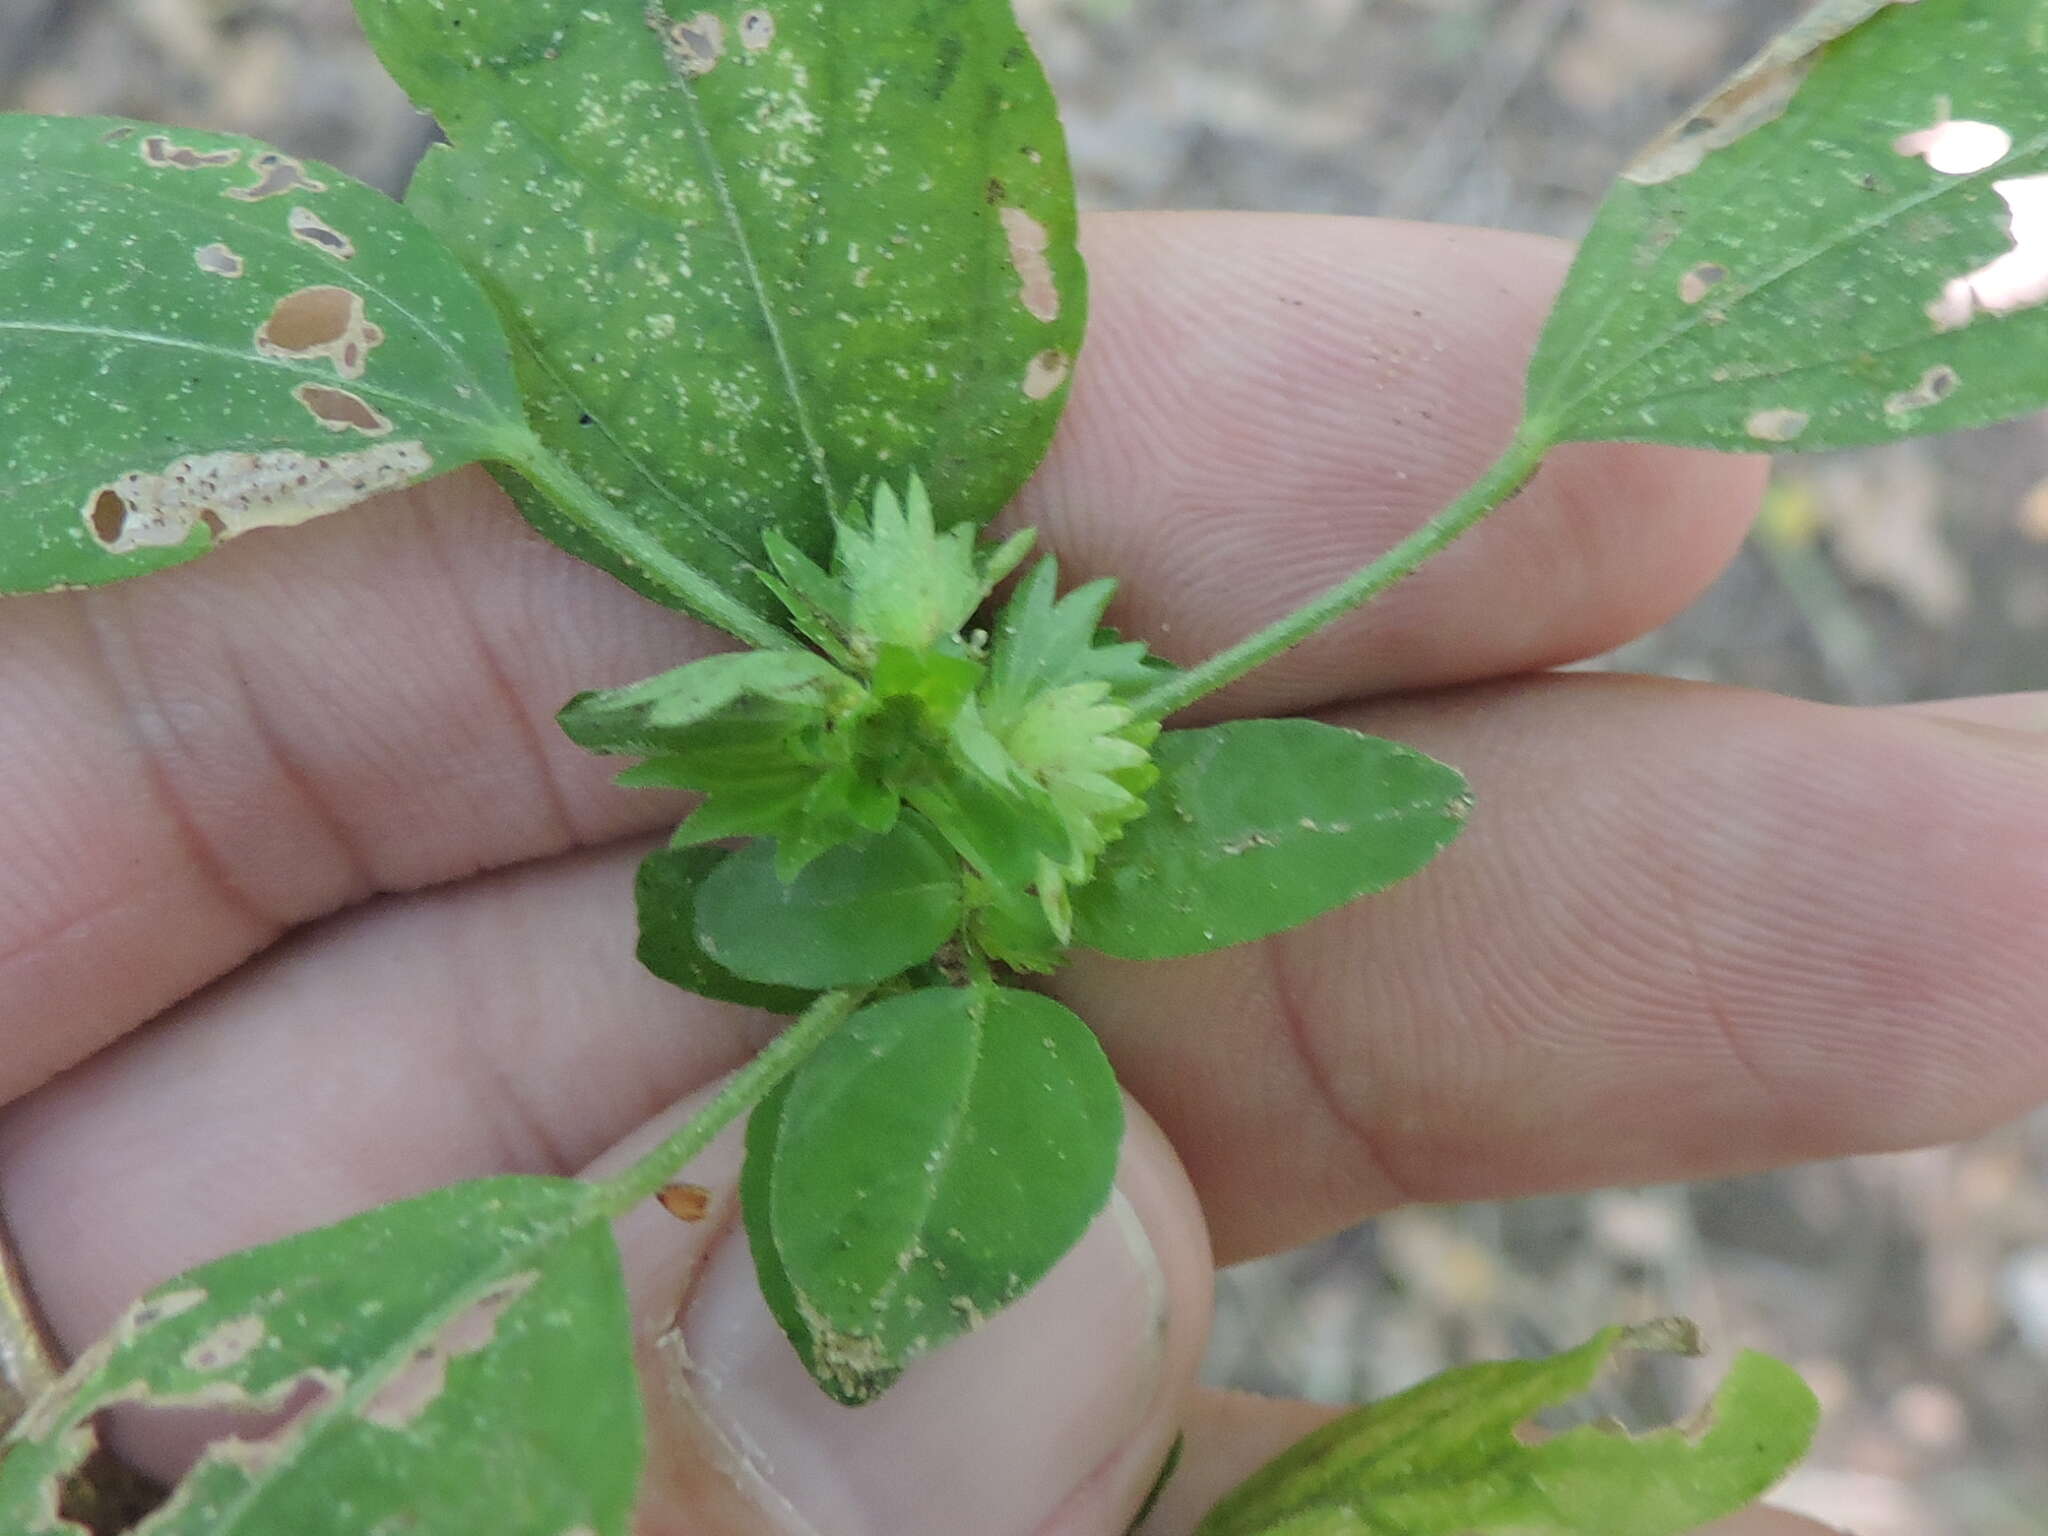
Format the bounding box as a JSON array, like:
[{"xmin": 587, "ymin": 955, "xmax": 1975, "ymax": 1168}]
[
  {"xmin": 138, "ymin": 1190, "xmax": 603, "ymax": 1535},
  {"xmin": 865, "ymin": 1007, "xmax": 983, "ymax": 1318},
  {"xmin": 21, "ymin": 156, "xmax": 504, "ymax": 406},
  {"xmin": 665, "ymin": 66, "xmax": 838, "ymax": 512},
  {"xmin": 1543, "ymin": 125, "xmax": 2048, "ymax": 427}
]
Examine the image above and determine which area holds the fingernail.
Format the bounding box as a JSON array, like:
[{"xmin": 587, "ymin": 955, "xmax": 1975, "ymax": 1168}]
[{"xmin": 671, "ymin": 1190, "xmax": 1168, "ymax": 1536}]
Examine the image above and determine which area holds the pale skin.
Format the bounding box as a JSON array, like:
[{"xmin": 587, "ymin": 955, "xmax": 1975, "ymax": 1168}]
[{"xmin": 18, "ymin": 207, "xmax": 2046, "ymax": 1531}]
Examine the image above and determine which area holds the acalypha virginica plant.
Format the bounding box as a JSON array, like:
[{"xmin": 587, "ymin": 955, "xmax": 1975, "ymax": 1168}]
[{"xmin": 1, "ymin": 0, "xmax": 2041, "ymax": 1530}]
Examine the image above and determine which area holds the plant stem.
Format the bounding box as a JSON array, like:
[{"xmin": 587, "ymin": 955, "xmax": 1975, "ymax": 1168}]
[
  {"xmin": 1134, "ymin": 427, "xmax": 1554, "ymax": 720},
  {"xmin": 505, "ymin": 433, "xmax": 799, "ymax": 653},
  {"xmin": 595, "ymin": 988, "xmax": 866, "ymax": 1219}
]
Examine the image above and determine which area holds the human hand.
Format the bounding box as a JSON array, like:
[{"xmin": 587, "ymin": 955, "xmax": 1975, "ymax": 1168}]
[{"xmin": 9, "ymin": 210, "xmax": 2027, "ymax": 1532}]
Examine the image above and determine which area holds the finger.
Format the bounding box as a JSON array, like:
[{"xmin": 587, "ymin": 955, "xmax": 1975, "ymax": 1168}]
[
  {"xmin": 1133, "ymin": 1388, "xmax": 1840, "ymax": 1536},
  {"xmin": 1051, "ymin": 676, "xmax": 2048, "ymax": 1261},
  {"xmin": 1005, "ymin": 211, "xmax": 1766, "ymax": 721},
  {"xmin": 0, "ymin": 213, "xmax": 1760, "ymax": 1100}
]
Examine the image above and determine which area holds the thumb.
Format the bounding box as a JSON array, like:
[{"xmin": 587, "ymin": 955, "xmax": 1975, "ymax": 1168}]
[{"xmin": 587, "ymin": 1088, "xmax": 1213, "ymax": 1536}]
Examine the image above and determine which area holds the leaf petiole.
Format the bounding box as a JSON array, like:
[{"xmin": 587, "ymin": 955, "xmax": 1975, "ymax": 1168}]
[
  {"xmin": 595, "ymin": 986, "xmax": 869, "ymax": 1219},
  {"xmin": 504, "ymin": 430, "xmax": 801, "ymax": 653},
  {"xmin": 1133, "ymin": 424, "xmax": 1555, "ymax": 720}
]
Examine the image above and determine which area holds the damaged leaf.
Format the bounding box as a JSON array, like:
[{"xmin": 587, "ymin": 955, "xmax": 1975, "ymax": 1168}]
[
  {"xmin": 353, "ymin": 0, "xmax": 1087, "ymax": 633},
  {"xmin": 1193, "ymin": 1323, "xmax": 1818, "ymax": 1536},
  {"xmin": 0, "ymin": 115, "xmax": 529, "ymax": 592},
  {"xmin": 1073, "ymin": 719, "xmax": 1470, "ymax": 962},
  {"xmin": 1526, "ymin": 0, "xmax": 2048, "ymax": 451},
  {"xmin": 0, "ymin": 1178, "xmax": 639, "ymax": 1536},
  {"xmin": 761, "ymin": 985, "xmax": 1123, "ymax": 1403}
]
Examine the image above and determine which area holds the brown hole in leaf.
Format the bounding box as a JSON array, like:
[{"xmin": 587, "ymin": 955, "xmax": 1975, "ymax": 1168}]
[
  {"xmin": 256, "ymin": 286, "xmax": 384, "ymax": 379},
  {"xmin": 82, "ymin": 443, "xmax": 432, "ymax": 555},
  {"xmin": 657, "ymin": 1183, "xmax": 712, "ymax": 1222},
  {"xmin": 104, "ymin": 1372, "xmax": 340, "ymax": 1490},
  {"xmin": 1893, "ymin": 100, "xmax": 2012, "ymax": 176},
  {"xmin": 653, "ymin": 10, "xmax": 725, "ymax": 76},
  {"xmin": 193, "ymin": 242, "xmax": 244, "ymax": 278},
  {"xmin": 1677, "ymin": 262, "xmax": 1727, "ymax": 304},
  {"xmin": 740, "ymin": 9, "xmax": 775, "ymax": 50},
  {"xmin": 360, "ymin": 1272, "xmax": 539, "ymax": 1430},
  {"xmin": 1023, "ymin": 349, "xmax": 1070, "ymax": 400},
  {"xmin": 140, "ymin": 136, "xmax": 240, "ymax": 172},
  {"xmin": 1745, "ymin": 408, "xmax": 1810, "ymax": 443},
  {"xmin": 1625, "ymin": 0, "xmax": 1916, "ymax": 185},
  {"xmin": 999, "ymin": 207, "xmax": 1060, "ymax": 323},
  {"xmin": 224, "ymin": 151, "xmax": 326, "ymax": 203},
  {"xmin": 180, "ymin": 1315, "xmax": 266, "ymax": 1374},
  {"xmin": 295, "ymin": 384, "xmax": 393, "ymax": 437},
  {"xmin": 1927, "ymin": 173, "xmax": 2048, "ymax": 331},
  {"xmin": 1884, "ymin": 363, "xmax": 1960, "ymax": 414},
  {"xmin": 287, "ymin": 206, "xmax": 356, "ymax": 261}
]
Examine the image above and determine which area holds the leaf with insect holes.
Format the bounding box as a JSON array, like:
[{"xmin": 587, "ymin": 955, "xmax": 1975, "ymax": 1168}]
[
  {"xmin": 760, "ymin": 985, "xmax": 1123, "ymax": 1404},
  {"xmin": 1527, "ymin": 0, "xmax": 2048, "ymax": 452},
  {"xmin": 693, "ymin": 822, "xmax": 963, "ymax": 987},
  {"xmin": 0, "ymin": 1178, "xmax": 639, "ymax": 1536},
  {"xmin": 636, "ymin": 846, "xmax": 819, "ymax": 1013},
  {"xmin": 354, "ymin": 0, "xmax": 1087, "ymax": 633},
  {"xmin": 1193, "ymin": 1322, "xmax": 1817, "ymax": 1536},
  {"xmin": 1073, "ymin": 719, "xmax": 1470, "ymax": 962},
  {"xmin": 0, "ymin": 116, "xmax": 529, "ymax": 594}
]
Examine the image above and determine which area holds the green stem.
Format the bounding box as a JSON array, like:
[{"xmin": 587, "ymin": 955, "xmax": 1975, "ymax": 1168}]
[
  {"xmin": 505, "ymin": 433, "xmax": 799, "ymax": 653},
  {"xmin": 1134, "ymin": 427, "xmax": 1554, "ymax": 720},
  {"xmin": 595, "ymin": 988, "xmax": 867, "ymax": 1218}
]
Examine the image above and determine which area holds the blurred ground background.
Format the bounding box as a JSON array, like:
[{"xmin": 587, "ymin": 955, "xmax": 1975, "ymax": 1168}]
[{"xmin": 4, "ymin": 0, "xmax": 2046, "ymax": 1528}]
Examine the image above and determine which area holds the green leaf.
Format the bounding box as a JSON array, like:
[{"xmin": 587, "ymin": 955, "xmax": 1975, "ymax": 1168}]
[
  {"xmin": 765, "ymin": 985, "xmax": 1123, "ymax": 1403},
  {"xmin": 355, "ymin": 0, "xmax": 1087, "ymax": 629},
  {"xmin": 636, "ymin": 846, "xmax": 819, "ymax": 1013},
  {"xmin": 693, "ymin": 822, "xmax": 963, "ymax": 987},
  {"xmin": 558, "ymin": 649, "xmax": 856, "ymax": 758},
  {"xmin": 1527, "ymin": 0, "xmax": 2048, "ymax": 452},
  {"xmin": 1073, "ymin": 719, "xmax": 1470, "ymax": 962},
  {"xmin": 0, "ymin": 115, "xmax": 529, "ymax": 593},
  {"xmin": 1194, "ymin": 1321, "xmax": 1818, "ymax": 1536},
  {"xmin": 0, "ymin": 1178, "xmax": 639, "ymax": 1536}
]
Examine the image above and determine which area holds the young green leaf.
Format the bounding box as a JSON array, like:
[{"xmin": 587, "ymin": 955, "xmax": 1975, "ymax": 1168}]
[
  {"xmin": 1194, "ymin": 1321, "xmax": 1818, "ymax": 1536},
  {"xmin": 558, "ymin": 650, "xmax": 856, "ymax": 759},
  {"xmin": 636, "ymin": 847, "xmax": 819, "ymax": 1013},
  {"xmin": 1527, "ymin": 0, "xmax": 2048, "ymax": 452},
  {"xmin": 693, "ymin": 822, "xmax": 963, "ymax": 988},
  {"xmin": 0, "ymin": 1178, "xmax": 639, "ymax": 1536},
  {"xmin": 354, "ymin": 0, "xmax": 1088, "ymax": 632},
  {"xmin": 764, "ymin": 985, "xmax": 1123, "ymax": 1404},
  {"xmin": 0, "ymin": 115, "xmax": 529, "ymax": 594},
  {"xmin": 1072, "ymin": 719, "xmax": 1470, "ymax": 962}
]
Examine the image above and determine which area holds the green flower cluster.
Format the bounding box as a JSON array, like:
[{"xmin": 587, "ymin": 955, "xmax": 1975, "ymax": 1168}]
[{"xmin": 560, "ymin": 477, "xmax": 1166, "ymax": 972}]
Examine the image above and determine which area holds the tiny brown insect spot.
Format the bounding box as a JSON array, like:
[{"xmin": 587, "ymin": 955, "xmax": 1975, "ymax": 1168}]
[
  {"xmin": 295, "ymin": 384, "xmax": 393, "ymax": 437},
  {"xmin": 657, "ymin": 1183, "xmax": 712, "ymax": 1222},
  {"xmin": 740, "ymin": 9, "xmax": 775, "ymax": 50},
  {"xmin": 288, "ymin": 206, "xmax": 356, "ymax": 261},
  {"xmin": 195, "ymin": 242, "xmax": 245, "ymax": 278},
  {"xmin": 257, "ymin": 286, "xmax": 384, "ymax": 380},
  {"xmin": 1678, "ymin": 262, "xmax": 1727, "ymax": 305},
  {"xmin": 141, "ymin": 136, "xmax": 241, "ymax": 171},
  {"xmin": 226, "ymin": 151, "xmax": 327, "ymax": 203},
  {"xmin": 1022, "ymin": 348, "xmax": 1070, "ymax": 400}
]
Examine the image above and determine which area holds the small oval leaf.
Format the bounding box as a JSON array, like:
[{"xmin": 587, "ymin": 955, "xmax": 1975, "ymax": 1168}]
[
  {"xmin": 1195, "ymin": 1323, "xmax": 1818, "ymax": 1536},
  {"xmin": 693, "ymin": 822, "xmax": 963, "ymax": 988},
  {"xmin": 766, "ymin": 986, "xmax": 1123, "ymax": 1403},
  {"xmin": 0, "ymin": 1178, "xmax": 639, "ymax": 1536},
  {"xmin": 1073, "ymin": 718, "xmax": 1470, "ymax": 962},
  {"xmin": 0, "ymin": 115, "xmax": 528, "ymax": 593},
  {"xmin": 636, "ymin": 847, "xmax": 818, "ymax": 1013},
  {"xmin": 1526, "ymin": 0, "xmax": 2048, "ymax": 451},
  {"xmin": 356, "ymin": 0, "xmax": 1088, "ymax": 629}
]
